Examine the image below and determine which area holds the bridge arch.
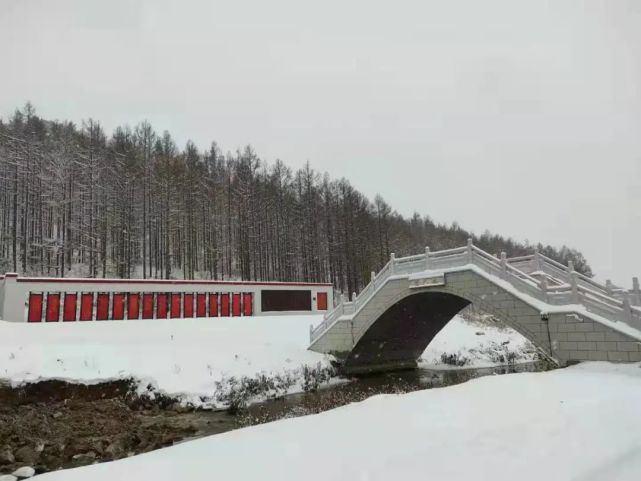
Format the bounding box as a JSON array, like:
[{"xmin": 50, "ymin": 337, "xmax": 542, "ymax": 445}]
[
  {"xmin": 344, "ymin": 290, "xmax": 471, "ymax": 371},
  {"xmin": 342, "ymin": 271, "xmax": 554, "ymax": 373}
]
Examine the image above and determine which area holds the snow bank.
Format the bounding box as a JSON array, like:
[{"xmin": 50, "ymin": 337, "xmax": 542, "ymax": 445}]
[
  {"xmin": 420, "ymin": 315, "xmax": 538, "ymax": 368},
  {"xmin": 34, "ymin": 362, "xmax": 641, "ymax": 481},
  {"xmin": 0, "ymin": 316, "xmax": 332, "ymax": 406}
]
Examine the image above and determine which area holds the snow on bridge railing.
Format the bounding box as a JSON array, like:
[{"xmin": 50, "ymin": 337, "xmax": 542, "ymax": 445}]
[{"xmin": 311, "ymin": 240, "xmax": 641, "ymax": 344}]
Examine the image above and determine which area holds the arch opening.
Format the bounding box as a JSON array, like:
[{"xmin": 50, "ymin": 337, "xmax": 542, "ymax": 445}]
[{"xmin": 343, "ymin": 291, "xmax": 471, "ymax": 373}]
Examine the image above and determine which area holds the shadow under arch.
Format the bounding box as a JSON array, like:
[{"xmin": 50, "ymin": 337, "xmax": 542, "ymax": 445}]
[{"xmin": 343, "ymin": 291, "xmax": 471, "ymax": 373}]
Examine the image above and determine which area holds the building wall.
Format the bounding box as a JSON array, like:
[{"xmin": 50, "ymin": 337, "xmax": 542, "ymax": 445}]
[{"xmin": 0, "ymin": 274, "xmax": 333, "ymax": 322}]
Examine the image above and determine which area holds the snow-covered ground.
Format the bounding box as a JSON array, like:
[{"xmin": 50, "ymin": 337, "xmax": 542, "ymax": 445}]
[
  {"xmin": 0, "ymin": 314, "xmax": 537, "ymax": 407},
  {"xmin": 421, "ymin": 315, "xmax": 538, "ymax": 368},
  {"xmin": 0, "ymin": 316, "xmax": 332, "ymax": 407},
  {"xmin": 34, "ymin": 362, "xmax": 641, "ymax": 481}
]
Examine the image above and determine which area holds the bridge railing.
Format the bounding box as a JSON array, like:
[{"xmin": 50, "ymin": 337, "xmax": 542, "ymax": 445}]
[
  {"xmin": 311, "ymin": 240, "xmax": 641, "ymax": 344},
  {"xmin": 475, "ymin": 247, "xmax": 640, "ymax": 328},
  {"xmin": 507, "ymin": 252, "xmax": 639, "ymax": 306}
]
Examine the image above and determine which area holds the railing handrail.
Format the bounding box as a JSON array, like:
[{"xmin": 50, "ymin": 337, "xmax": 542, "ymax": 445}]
[
  {"xmin": 526, "ymin": 251, "xmax": 627, "ymax": 298},
  {"xmin": 506, "ymin": 254, "xmax": 535, "ymax": 263},
  {"xmin": 395, "ymin": 254, "xmax": 426, "ymax": 263},
  {"xmin": 430, "ymin": 246, "xmax": 467, "ymax": 258},
  {"xmin": 534, "ymin": 252, "xmax": 568, "ymax": 271}
]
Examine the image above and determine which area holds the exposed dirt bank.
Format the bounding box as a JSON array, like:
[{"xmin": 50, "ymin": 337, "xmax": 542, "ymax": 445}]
[{"xmin": 0, "ymin": 380, "xmax": 236, "ymax": 476}]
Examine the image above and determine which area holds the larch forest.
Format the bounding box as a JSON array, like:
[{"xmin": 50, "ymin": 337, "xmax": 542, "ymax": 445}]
[{"xmin": 0, "ymin": 103, "xmax": 592, "ymax": 298}]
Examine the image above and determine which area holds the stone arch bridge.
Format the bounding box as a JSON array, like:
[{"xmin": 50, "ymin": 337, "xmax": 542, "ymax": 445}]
[{"xmin": 309, "ymin": 241, "xmax": 641, "ymax": 373}]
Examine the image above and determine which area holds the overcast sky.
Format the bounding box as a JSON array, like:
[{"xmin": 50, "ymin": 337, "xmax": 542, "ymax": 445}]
[{"xmin": 1, "ymin": 0, "xmax": 640, "ymax": 286}]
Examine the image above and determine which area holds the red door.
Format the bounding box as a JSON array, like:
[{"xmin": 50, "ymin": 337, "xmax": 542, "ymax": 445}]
[
  {"xmin": 208, "ymin": 294, "xmax": 218, "ymax": 317},
  {"xmin": 156, "ymin": 293, "xmax": 168, "ymax": 319},
  {"xmin": 184, "ymin": 293, "xmax": 194, "ymax": 318},
  {"xmin": 63, "ymin": 293, "xmax": 77, "ymax": 322},
  {"xmin": 28, "ymin": 293, "xmax": 43, "ymax": 323},
  {"xmin": 128, "ymin": 293, "xmax": 140, "ymax": 320},
  {"xmin": 196, "ymin": 293, "xmax": 207, "ymax": 317},
  {"xmin": 243, "ymin": 293, "xmax": 253, "ymax": 316},
  {"xmin": 112, "ymin": 293, "xmax": 125, "ymax": 320},
  {"xmin": 46, "ymin": 293, "xmax": 61, "ymax": 322},
  {"xmin": 220, "ymin": 293, "xmax": 230, "ymax": 317},
  {"xmin": 317, "ymin": 292, "xmax": 328, "ymax": 311},
  {"xmin": 142, "ymin": 293, "xmax": 154, "ymax": 319},
  {"xmin": 80, "ymin": 293, "xmax": 93, "ymax": 321},
  {"xmin": 171, "ymin": 293, "xmax": 182, "ymax": 318},
  {"xmin": 96, "ymin": 293, "xmax": 109, "ymax": 320},
  {"xmin": 232, "ymin": 293, "xmax": 241, "ymax": 317}
]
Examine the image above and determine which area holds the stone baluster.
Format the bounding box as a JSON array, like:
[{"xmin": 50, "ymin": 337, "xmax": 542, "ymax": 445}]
[
  {"xmin": 390, "ymin": 253, "xmax": 396, "ymax": 274},
  {"xmin": 567, "ymin": 260, "xmax": 575, "ymax": 273},
  {"xmin": 539, "ymin": 275, "xmax": 549, "ymax": 303},
  {"xmin": 622, "ymin": 292, "xmax": 632, "ymax": 322},
  {"xmin": 533, "ymin": 248, "xmax": 542, "ymax": 272},
  {"xmin": 371, "ymin": 271, "xmax": 376, "ymax": 284},
  {"xmin": 500, "ymin": 252, "xmax": 507, "ymax": 278},
  {"xmin": 570, "ymin": 272, "xmax": 580, "ymax": 304},
  {"xmin": 467, "ymin": 238, "xmax": 474, "ymax": 263},
  {"xmin": 425, "ymin": 247, "xmax": 431, "ymax": 270},
  {"xmin": 632, "ymin": 277, "xmax": 640, "ymax": 306},
  {"xmin": 605, "ymin": 280, "xmax": 614, "ymax": 297}
]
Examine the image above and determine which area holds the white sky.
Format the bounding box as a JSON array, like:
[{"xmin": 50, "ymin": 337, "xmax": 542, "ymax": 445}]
[{"xmin": 1, "ymin": 0, "xmax": 640, "ymax": 286}]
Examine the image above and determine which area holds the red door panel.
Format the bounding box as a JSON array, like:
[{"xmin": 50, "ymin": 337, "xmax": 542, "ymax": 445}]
[
  {"xmin": 96, "ymin": 293, "xmax": 109, "ymax": 320},
  {"xmin": 317, "ymin": 292, "xmax": 328, "ymax": 311},
  {"xmin": 184, "ymin": 293, "xmax": 194, "ymax": 318},
  {"xmin": 243, "ymin": 293, "xmax": 253, "ymax": 316},
  {"xmin": 208, "ymin": 294, "xmax": 218, "ymax": 317},
  {"xmin": 196, "ymin": 293, "xmax": 207, "ymax": 318},
  {"xmin": 142, "ymin": 293, "xmax": 154, "ymax": 319},
  {"xmin": 80, "ymin": 293, "xmax": 93, "ymax": 321},
  {"xmin": 232, "ymin": 293, "xmax": 241, "ymax": 317},
  {"xmin": 171, "ymin": 293, "xmax": 182, "ymax": 318},
  {"xmin": 128, "ymin": 293, "xmax": 140, "ymax": 320},
  {"xmin": 156, "ymin": 293, "xmax": 168, "ymax": 319},
  {"xmin": 63, "ymin": 293, "xmax": 77, "ymax": 322},
  {"xmin": 46, "ymin": 293, "xmax": 61, "ymax": 322},
  {"xmin": 220, "ymin": 293, "xmax": 230, "ymax": 317},
  {"xmin": 28, "ymin": 293, "xmax": 43, "ymax": 323},
  {"xmin": 112, "ymin": 293, "xmax": 125, "ymax": 320}
]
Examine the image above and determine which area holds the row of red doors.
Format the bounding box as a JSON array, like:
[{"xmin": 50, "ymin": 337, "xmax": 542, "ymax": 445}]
[{"xmin": 27, "ymin": 292, "xmax": 253, "ymax": 322}]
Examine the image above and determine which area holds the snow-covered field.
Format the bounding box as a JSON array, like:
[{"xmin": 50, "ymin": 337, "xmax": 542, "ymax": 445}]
[
  {"xmin": 0, "ymin": 314, "xmax": 537, "ymax": 407},
  {"xmin": 0, "ymin": 316, "xmax": 332, "ymax": 407},
  {"xmin": 33, "ymin": 362, "xmax": 641, "ymax": 481}
]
